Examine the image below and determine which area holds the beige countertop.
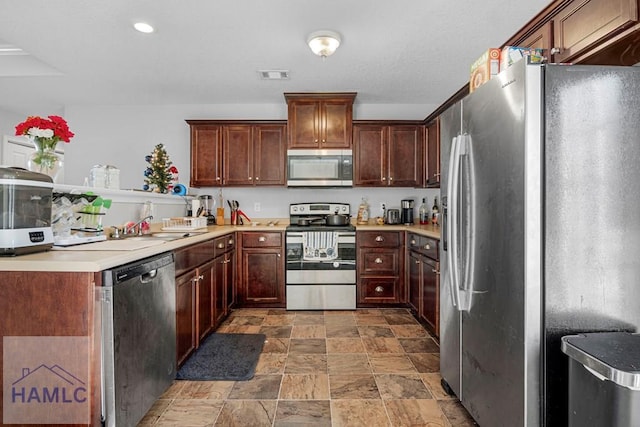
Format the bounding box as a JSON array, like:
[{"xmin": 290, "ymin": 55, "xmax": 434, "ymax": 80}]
[{"xmin": 0, "ymin": 221, "xmax": 440, "ymax": 273}]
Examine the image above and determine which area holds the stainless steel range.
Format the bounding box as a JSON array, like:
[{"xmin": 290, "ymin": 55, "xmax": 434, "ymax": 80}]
[{"xmin": 286, "ymin": 202, "xmax": 356, "ymax": 310}]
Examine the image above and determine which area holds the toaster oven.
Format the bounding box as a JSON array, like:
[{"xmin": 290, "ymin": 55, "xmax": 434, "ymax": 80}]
[{"xmin": 0, "ymin": 167, "xmax": 54, "ymax": 255}]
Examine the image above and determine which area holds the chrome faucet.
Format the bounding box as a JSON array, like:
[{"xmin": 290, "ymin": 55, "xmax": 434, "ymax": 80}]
[{"xmin": 125, "ymin": 215, "xmax": 154, "ymax": 235}]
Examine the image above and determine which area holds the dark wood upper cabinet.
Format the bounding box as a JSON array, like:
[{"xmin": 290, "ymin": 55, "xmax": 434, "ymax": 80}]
[
  {"xmin": 285, "ymin": 92, "xmax": 356, "ymax": 149},
  {"xmin": 223, "ymin": 123, "xmax": 286, "ymax": 186},
  {"xmin": 519, "ymin": 21, "xmax": 553, "ymax": 52},
  {"xmin": 189, "ymin": 124, "xmax": 222, "ymax": 187},
  {"xmin": 425, "ymin": 118, "xmax": 440, "ymax": 188},
  {"xmin": 353, "ymin": 122, "xmax": 423, "ymax": 187},
  {"xmin": 551, "ymin": 0, "xmax": 637, "ymax": 63},
  {"xmin": 187, "ymin": 120, "xmax": 286, "ymax": 187}
]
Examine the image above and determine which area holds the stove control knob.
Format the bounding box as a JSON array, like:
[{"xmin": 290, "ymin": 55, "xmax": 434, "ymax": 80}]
[
  {"xmin": 292, "ymin": 206, "xmax": 298, "ymax": 212},
  {"xmin": 333, "ymin": 261, "xmax": 339, "ymax": 268},
  {"xmin": 300, "ymin": 207, "xmax": 305, "ymax": 212},
  {"xmin": 341, "ymin": 206, "xmax": 347, "ymax": 212}
]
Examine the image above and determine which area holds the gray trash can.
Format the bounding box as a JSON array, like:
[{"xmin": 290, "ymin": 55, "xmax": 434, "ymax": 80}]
[{"xmin": 561, "ymin": 332, "xmax": 640, "ymax": 427}]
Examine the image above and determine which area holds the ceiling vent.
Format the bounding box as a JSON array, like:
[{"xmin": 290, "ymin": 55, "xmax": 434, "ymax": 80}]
[{"xmin": 258, "ymin": 70, "xmax": 290, "ymax": 80}]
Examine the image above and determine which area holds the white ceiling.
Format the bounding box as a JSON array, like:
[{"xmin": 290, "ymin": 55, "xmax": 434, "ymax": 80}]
[{"xmin": 0, "ymin": 0, "xmax": 550, "ymax": 118}]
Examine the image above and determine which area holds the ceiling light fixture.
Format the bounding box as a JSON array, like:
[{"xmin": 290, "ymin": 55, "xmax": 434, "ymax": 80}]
[
  {"xmin": 134, "ymin": 22, "xmax": 154, "ymax": 33},
  {"xmin": 307, "ymin": 30, "xmax": 341, "ymax": 58}
]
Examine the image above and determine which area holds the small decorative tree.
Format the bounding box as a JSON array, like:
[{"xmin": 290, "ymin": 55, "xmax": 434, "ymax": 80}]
[{"xmin": 143, "ymin": 143, "xmax": 173, "ymax": 193}]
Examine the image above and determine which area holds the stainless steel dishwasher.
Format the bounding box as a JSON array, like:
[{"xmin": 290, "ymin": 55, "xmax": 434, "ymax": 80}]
[{"xmin": 99, "ymin": 251, "xmax": 176, "ymax": 427}]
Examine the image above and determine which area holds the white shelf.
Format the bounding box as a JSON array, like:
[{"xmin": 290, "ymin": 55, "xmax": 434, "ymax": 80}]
[{"xmin": 53, "ymin": 184, "xmax": 193, "ymax": 205}]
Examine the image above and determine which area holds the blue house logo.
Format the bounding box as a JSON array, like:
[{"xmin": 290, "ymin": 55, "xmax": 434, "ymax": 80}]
[{"xmin": 11, "ymin": 364, "xmax": 87, "ymax": 404}]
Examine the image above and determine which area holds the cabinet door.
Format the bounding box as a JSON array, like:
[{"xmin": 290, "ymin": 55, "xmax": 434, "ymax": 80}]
[
  {"xmin": 241, "ymin": 248, "xmax": 284, "ymax": 305},
  {"xmin": 421, "ymin": 257, "xmax": 440, "ymax": 337},
  {"xmin": 322, "ymin": 99, "xmax": 353, "ymax": 148},
  {"xmin": 354, "ymin": 124, "xmax": 387, "ymax": 186},
  {"xmin": 408, "ymin": 251, "xmax": 422, "ymax": 313},
  {"xmin": 425, "ymin": 119, "xmax": 440, "ymax": 188},
  {"xmin": 388, "ymin": 125, "xmax": 423, "ymax": 187},
  {"xmin": 223, "ymin": 125, "xmax": 253, "ymax": 186},
  {"xmin": 288, "ymin": 101, "xmax": 320, "ymax": 148},
  {"xmin": 176, "ymin": 272, "xmax": 196, "ymax": 366},
  {"xmin": 552, "ymin": 0, "xmax": 637, "ymax": 63},
  {"xmin": 196, "ymin": 260, "xmax": 215, "ymax": 343},
  {"xmin": 225, "ymin": 250, "xmax": 236, "ymax": 311},
  {"xmin": 254, "ymin": 124, "xmax": 286, "ymax": 185},
  {"xmin": 190, "ymin": 125, "xmax": 222, "ymax": 187},
  {"xmin": 213, "ymin": 254, "xmax": 227, "ymax": 327}
]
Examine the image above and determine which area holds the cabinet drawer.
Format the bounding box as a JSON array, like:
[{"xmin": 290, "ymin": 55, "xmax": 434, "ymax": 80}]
[
  {"xmin": 214, "ymin": 233, "xmax": 236, "ymax": 256},
  {"xmin": 360, "ymin": 250, "xmax": 400, "ymax": 276},
  {"xmin": 242, "ymin": 231, "xmax": 282, "ymax": 248},
  {"xmin": 358, "ymin": 231, "xmax": 400, "ymax": 248},
  {"xmin": 407, "ymin": 233, "xmax": 439, "ymax": 260},
  {"xmin": 360, "ymin": 278, "xmax": 401, "ymax": 302},
  {"xmin": 174, "ymin": 239, "xmax": 215, "ymax": 276}
]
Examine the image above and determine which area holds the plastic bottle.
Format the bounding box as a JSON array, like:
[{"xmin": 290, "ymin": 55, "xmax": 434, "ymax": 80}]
[
  {"xmin": 419, "ymin": 198, "xmax": 429, "ymax": 224},
  {"xmin": 357, "ymin": 197, "xmax": 370, "ymax": 224}
]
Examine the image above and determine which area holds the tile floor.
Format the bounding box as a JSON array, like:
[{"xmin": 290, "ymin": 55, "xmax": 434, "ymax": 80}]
[{"xmin": 138, "ymin": 308, "xmax": 477, "ymax": 426}]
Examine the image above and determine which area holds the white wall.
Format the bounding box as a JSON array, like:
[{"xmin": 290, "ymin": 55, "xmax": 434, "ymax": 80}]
[{"xmin": 60, "ymin": 102, "xmax": 440, "ymax": 220}]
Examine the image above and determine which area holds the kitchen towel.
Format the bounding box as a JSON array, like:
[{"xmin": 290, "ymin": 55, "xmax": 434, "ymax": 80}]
[
  {"xmin": 302, "ymin": 231, "xmax": 339, "ymax": 261},
  {"xmin": 176, "ymin": 333, "xmax": 266, "ymax": 381}
]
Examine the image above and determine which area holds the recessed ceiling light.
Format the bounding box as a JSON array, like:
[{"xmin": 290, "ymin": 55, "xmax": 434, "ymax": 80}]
[{"xmin": 134, "ymin": 22, "xmax": 154, "ymax": 33}]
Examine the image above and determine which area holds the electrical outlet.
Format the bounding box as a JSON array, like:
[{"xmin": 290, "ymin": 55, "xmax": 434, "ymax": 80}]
[
  {"xmin": 380, "ymin": 202, "xmax": 386, "ymax": 213},
  {"xmin": 254, "ymin": 202, "xmax": 261, "ymax": 212}
]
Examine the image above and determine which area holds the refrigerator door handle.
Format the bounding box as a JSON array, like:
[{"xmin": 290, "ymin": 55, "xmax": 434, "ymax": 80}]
[
  {"xmin": 456, "ymin": 134, "xmax": 474, "ymax": 312},
  {"xmin": 446, "ymin": 135, "xmax": 462, "ymax": 309}
]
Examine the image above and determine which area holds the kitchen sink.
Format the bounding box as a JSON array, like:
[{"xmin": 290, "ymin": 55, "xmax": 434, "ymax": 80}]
[{"xmin": 124, "ymin": 231, "xmax": 207, "ymax": 242}]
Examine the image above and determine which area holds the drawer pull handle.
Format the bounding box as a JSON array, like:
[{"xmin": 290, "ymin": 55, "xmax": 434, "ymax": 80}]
[
  {"xmin": 425, "ymin": 244, "xmax": 431, "ymax": 250},
  {"xmin": 217, "ymin": 243, "xmax": 224, "ymax": 248},
  {"xmin": 410, "ymin": 239, "xmax": 416, "ymax": 245},
  {"xmin": 415, "ymin": 260, "xmax": 421, "ymax": 264},
  {"xmin": 228, "ymin": 239, "xmax": 234, "ymax": 245},
  {"xmin": 375, "ymin": 235, "xmax": 384, "ymax": 242},
  {"xmin": 198, "ymin": 274, "xmax": 204, "ymax": 280},
  {"xmin": 550, "ymin": 47, "xmax": 561, "ymax": 55},
  {"xmin": 259, "ymin": 236, "xmax": 266, "ymax": 242},
  {"xmin": 374, "ymin": 286, "xmax": 384, "ymax": 293},
  {"xmin": 375, "ymin": 258, "xmax": 383, "ymax": 264},
  {"xmin": 432, "ymin": 269, "xmax": 439, "ymax": 274}
]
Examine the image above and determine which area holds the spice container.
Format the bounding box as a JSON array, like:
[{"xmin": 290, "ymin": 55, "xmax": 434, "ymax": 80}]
[{"xmin": 356, "ymin": 197, "xmax": 370, "ymax": 225}]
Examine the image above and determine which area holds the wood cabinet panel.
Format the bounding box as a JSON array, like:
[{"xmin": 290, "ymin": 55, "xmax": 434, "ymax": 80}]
[
  {"xmin": 407, "ymin": 232, "xmax": 440, "ymax": 337},
  {"xmin": 196, "ymin": 260, "xmax": 215, "ymax": 343},
  {"xmin": 519, "ymin": 21, "xmax": 553, "ymax": 52},
  {"xmin": 223, "ymin": 125, "xmax": 253, "ymax": 186},
  {"xmin": 285, "ymin": 93, "xmax": 356, "ymax": 149},
  {"xmin": 353, "ymin": 123, "xmax": 423, "ymax": 187},
  {"xmin": 190, "ymin": 125, "xmax": 222, "ymax": 187},
  {"xmin": 388, "ymin": 125, "xmax": 423, "ymax": 187},
  {"xmin": 354, "ymin": 125, "xmax": 386, "ymax": 185},
  {"xmin": 242, "ymin": 231, "xmax": 282, "ymax": 248},
  {"xmin": 188, "ymin": 120, "xmax": 286, "ymax": 188},
  {"xmin": 254, "ymin": 124, "xmax": 287, "ymax": 185},
  {"xmin": 425, "ymin": 118, "xmax": 441, "ymax": 188},
  {"xmin": 421, "ymin": 257, "xmax": 440, "ymax": 336},
  {"xmin": 240, "ymin": 249, "xmax": 284, "ymax": 304},
  {"xmin": 357, "ymin": 231, "xmax": 404, "ymax": 306},
  {"xmin": 408, "ymin": 251, "xmax": 422, "ymax": 313},
  {"xmin": 361, "ymin": 250, "xmax": 400, "ymax": 276},
  {"xmin": 176, "ymin": 271, "xmax": 196, "ymax": 366},
  {"xmin": 552, "ymin": 0, "xmax": 637, "ymax": 62},
  {"xmin": 174, "ymin": 240, "xmax": 215, "ymax": 277}
]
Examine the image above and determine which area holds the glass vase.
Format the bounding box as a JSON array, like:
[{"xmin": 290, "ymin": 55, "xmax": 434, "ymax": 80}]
[{"xmin": 27, "ymin": 138, "xmax": 64, "ymax": 183}]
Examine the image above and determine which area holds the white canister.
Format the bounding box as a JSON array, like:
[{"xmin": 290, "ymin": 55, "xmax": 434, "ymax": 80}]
[
  {"xmin": 89, "ymin": 165, "xmax": 106, "ymax": 188},
  {"xmin": 105, "ymin": 165, "xmax": 120, "ymax": 189}
]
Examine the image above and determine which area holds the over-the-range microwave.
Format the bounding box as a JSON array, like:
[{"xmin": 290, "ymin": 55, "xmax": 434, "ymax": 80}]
[{"xmin": 287, "ymin": 149, "xmax": 353, "ymax": 187}]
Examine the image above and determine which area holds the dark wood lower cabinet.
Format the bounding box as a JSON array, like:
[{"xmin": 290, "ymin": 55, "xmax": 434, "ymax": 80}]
[
  {"xmin": 176, "ymin": 271, "xmax": 197, "ymax": 366},
  {"xmin": 175, "ymin": 234, "xmax": 236, "ymax": 366},
  {"xmin": 357, "ymin": 231, "xmax": 405, "ymax": 306},
  {"xmin": 407, "ymin": 233, "xmax": 440, "ymax": 337},
  {"xmin": 237, "ymin": 232, "xmax": 285, "ymax": 307}
]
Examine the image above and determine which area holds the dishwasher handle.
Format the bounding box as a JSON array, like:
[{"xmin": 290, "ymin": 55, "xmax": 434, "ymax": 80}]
[{"xmin": 140, "ymin": 269, "xmax": 158, "ymax": 283}]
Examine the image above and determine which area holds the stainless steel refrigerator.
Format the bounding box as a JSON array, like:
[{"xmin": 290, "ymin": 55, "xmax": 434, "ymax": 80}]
[{"xmin": 439, "ymin": 59, "xmax": 640, "ymax": 426}]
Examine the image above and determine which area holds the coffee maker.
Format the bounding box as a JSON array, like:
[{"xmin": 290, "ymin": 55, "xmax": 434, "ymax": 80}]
[{"xmin": 400, "ymin": 199, "xmax": 415, "ymax": 225}]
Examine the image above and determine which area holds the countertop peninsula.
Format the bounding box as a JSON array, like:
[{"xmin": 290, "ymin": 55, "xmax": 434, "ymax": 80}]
[{"xmin": 0, "ymin": 221, "xmax": 440, "ymax": 272}]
